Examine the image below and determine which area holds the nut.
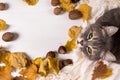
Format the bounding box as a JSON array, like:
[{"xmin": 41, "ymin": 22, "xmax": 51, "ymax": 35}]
[
  {"xmin": 46, "ymin": 51, "xmax": 56, "ymax": 58},
  {"xmin": 54, "ymin": 7, "xmax": 63, "ymax": 15},
  {"xmin": 51, "ymin": 0, "xmax": 60, "ymax": 6},
  {"xmin": 71, "ymin": 0, "xmax": 80, "ymax": 3},
  {"xmin": 13, "ymin": 76, "xmax": 24, "ymax": 80},
  {"xmin": 2, "ymin": 32, "xmax": 15, "ymax": 42},
  {"xmin": 62, "ymin": 59, "xmax": 73, "ymax": 66},
  {"xmin": 58, "ymin": 46, "xmax": 67, "ymax": 54},
  {"xmin": 0, "ymin": 3, "xmax": 6, "ymax": 10},
  {"xmin": 59, "ymin": 59, "xmax": 73, "ymax": 69},
  {"xmin": 69, "ymin": 9, "xmax": 82, "ymax": 20},
  {"xmin": 59, "ymin": 60, "xmax": 64, "ymax": 69}
]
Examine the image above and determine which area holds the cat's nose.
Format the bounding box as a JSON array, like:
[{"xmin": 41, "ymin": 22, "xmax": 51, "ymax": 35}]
[
  {"xmin": 80, "ymin": 40, "xmax": 84, "ymax": 46},
  {"xmin": 77, "ymin": 40, "xmax": 84, "ymax": 46}
]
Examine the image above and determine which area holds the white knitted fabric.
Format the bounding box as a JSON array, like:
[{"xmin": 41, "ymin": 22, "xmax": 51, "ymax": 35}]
[{"xmin": 37, "ymin": 0, "xmax": 120, "ymax": 80}]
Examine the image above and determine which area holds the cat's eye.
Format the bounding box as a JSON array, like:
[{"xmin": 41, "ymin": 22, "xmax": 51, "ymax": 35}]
[
  {"xmin": 86, "ymin": 46, "xmax": 92, "ymax": 55},
  {"xmin": 87, "ymin": 33, "xmax": 93, "ymax": 39}
]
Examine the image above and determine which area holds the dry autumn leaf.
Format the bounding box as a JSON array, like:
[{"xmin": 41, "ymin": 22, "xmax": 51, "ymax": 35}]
[
  {"xmin": 92, "ymin": 61, "xmax": 112, "ymax": 80},
  {"xmin": 60, "ymin": 0, "xmax": 71, "ymax": 3},
  {"xmin": 0, "ymin": 19, "xmax": 7, "ymax": 30},
  {"xmin": 65, "ymin": 39, "xmax": 77, "ymax": 52},
  {"xmin": 20, "ymin": 64, "xmax": 38, "ymax": 80},
  {"xmin": 60, "ymin": 0, "xmax": 75, "ymax": 12},
  {"xmin": 68, "ymin": 26, "xmax": 82, "ymax": 40},
  {"xmin": 78, "ymin": 4, "xmax": 91, "ymax": 20},
  {"xmin": 65, "ymin": 26, "xmax": 82, "ymax": 52},
  {"xmin": 32, "ymin": 57, "xmax": 43, "ymax": 66},
  {"xmin": 38, "ymin": 58, "xmax": 49, "ymax": 76},
  {"xmin": 101, "ymin": 68, "xmax": 112, "ymax": 79},
  {"xmin": 10, "ymin": 52, "xmax": 28, "ymax": 69},
  {"xmin": 45, "ymin": 56, "xmax": 59, "ymax": 74},
  {"xmin": 0, "ymin": 66, "xmax": 12, "ymax": 80},
  {"xmin": 38, "ymin": 56, "xmax": 59, "ymax": 76},
  {"xmin": 0, "ymin": 51, "xmax": 29, "ymax": 68},
  {"xmin": 0, "ymin": 50, "xmax": 11, "ymax": 66},
  {"xmin": 23, "ymin": 0, "xmax": 39, "ymax": 5},
  {"xmin": 32, "ymin": 57, "xmax": 47, "ymax": 76},
  {"xmin": 33, "ymin": 57, "xmax": 51, "ymax": 76}
]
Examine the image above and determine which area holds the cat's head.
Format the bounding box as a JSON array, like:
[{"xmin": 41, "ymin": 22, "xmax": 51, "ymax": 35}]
[{"xmin": 77, "ymin": 23, "xmax": 118, "ymax": 62}]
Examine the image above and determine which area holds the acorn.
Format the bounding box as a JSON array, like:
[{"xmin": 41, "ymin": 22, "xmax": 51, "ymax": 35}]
[
  {"xmin": 69, "ymin": 9, "xmax": 82, "ymax": 20},
  {"xmin": 51, "ymin": 0, "xmax": 60, "ymax": 6}
]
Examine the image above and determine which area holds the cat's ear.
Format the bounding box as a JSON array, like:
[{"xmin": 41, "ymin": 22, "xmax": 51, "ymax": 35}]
[
  {"xmin": 103, "ymin": 26, "xmax": 119, "ymax": 37},
  {"xmin": 103, "ymin": 51, "xmax": 116, "ymax": 62}
]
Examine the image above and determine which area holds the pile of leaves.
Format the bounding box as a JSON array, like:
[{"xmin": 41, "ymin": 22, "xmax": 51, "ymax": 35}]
[{"xmin": 0, "ymin": 50, "xmax": 60, "ymax": 80}]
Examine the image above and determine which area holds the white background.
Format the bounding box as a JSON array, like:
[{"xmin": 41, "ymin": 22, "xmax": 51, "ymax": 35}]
[{"xmin": 0, "ymin": 0, "xmax": 82, "ymax": 59}]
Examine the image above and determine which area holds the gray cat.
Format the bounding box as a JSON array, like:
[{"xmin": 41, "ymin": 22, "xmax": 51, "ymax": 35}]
[{"xmin": 77, "ymin": 8, "xmax": 120, "ymax": 63}]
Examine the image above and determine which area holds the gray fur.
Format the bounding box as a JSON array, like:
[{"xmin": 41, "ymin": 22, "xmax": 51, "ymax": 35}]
[{"xmin": 77, "ymin": 8, "xmax": 120, "ymax": 63}]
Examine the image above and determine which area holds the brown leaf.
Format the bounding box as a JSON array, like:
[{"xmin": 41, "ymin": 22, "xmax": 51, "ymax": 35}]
[{"xmin": 92, "ymin": 61, "xmax": 112, "ymax": 80}]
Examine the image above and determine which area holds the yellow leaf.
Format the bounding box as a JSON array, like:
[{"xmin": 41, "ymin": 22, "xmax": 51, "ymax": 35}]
[
  {"xmin": 60, "ymin": 0, "xmax": 71, "ymax": 4},
  {"xmin": 68, "ymin": 26, "xmax": 82, "ymax": 40},
  {"xmin": 38, "ymin": 58, "xmax": 47, "ymax": 76},
  {"xmin": 10, "ymin": 52, "xmax": 28, "ymax": 69},
  {"xmin": 0, "ymin": 51, "xmax": 28, "ymax": 68},
  {"xmin": 78, "ymin": 4, "xmax": 91, "ymax": 20},
  {"xmin": 32, "ymin": 57, "xmax": 42, "ymax": 66},
  {"xmin": 60, "ymin": 0, "xmax": 75, "ymax": 12},
  {"xmin": 0, "ymin": 50, "xmax": 11, "ymax": 66},
  {"xmin": 0, "ymin": 19, "xmax": 7, "ymax": 30},
  {"xmin": 0, "ymin": 66, "xmax": 12, "ymax": 80},
  {"xmin": 46, "ymin": 56, "xmax": 59, "ymax": 74},
  {"xmin": 38, "ymin": 56, "xmax": 60, "ymax": 76},
  {"xmin": 20, "ymin": 64, "xmax": 38, "ymax": 80},
  {"xmin": 23, "ymin": 0, "xmax": 39, "ymax": 5},
  {"xmin": 65, "ymin": 39, "xmax": 77, "ymax": 52},
  {"xmin": 101, "ymin": 68, "xmax": 112, "ymax": 79}
]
